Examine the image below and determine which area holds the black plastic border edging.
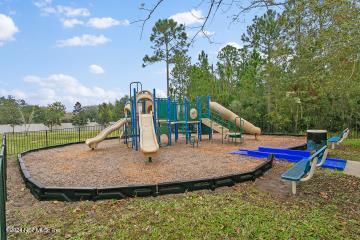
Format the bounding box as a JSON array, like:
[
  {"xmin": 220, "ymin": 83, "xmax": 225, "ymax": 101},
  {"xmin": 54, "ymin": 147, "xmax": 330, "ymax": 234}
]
[{"xmin": 17, "ymin": 141, "xmax": 274, "ymax": 202}]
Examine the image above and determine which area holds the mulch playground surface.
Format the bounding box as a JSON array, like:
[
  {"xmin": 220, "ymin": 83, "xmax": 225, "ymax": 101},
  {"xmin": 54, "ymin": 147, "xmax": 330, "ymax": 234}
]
[{"xmin": 22, "ymin": 134, "xmax": 305, "ymax": 188}]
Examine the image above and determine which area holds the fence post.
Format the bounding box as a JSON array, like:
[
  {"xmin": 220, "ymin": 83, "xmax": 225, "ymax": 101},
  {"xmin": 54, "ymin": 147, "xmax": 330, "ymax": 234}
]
[
  {"xmin": 1, "ymin": 135, "xmax": 7, "ymax": 240},
  {"xmin": 78, "ymin": 127, "xmax": 81, "ymax": 142},
  {"xmin": 45, "ymin": 130, "xmax": 48, "ymax": 147},
  {"xmin": 3, "ymin": 136, "xmax": 6, "ymax": 202}
]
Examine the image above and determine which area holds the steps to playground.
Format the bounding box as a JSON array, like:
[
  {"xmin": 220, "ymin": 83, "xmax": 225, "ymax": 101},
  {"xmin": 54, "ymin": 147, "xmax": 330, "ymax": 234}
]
[{"xmin": 230, "ymin": 146, "xmax": 347, "ymax": 170}]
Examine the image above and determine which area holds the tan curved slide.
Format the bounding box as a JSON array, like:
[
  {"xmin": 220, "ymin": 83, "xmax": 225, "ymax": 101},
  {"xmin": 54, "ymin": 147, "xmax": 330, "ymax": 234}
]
[
  {"xmin": 139, "ymin": 112, "xmax": 159, "ymax": 157},
  {"xmin": 124, "ymin": 102, "xmax": 131, "ymax": 117},
  {"xmin": 210, "ymin": 102, "xmax": 261, "ymax": 135},
  {"xmin": 86, "ymin": 118, "xmax": 128, "ymax": 149}
]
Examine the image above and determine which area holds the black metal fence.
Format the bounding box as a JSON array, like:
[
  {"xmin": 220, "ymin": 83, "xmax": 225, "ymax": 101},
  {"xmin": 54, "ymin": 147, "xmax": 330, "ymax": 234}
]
[
  {"xmin": 2, "ymin": 125, "xmax": 359, "ymax": 157},
  {"xmin": 4, "ymin": 125, "xmax": 121, "ymax": 156},
  {"xmin": 1, "ymin": 135, "xmax": 7, "ymax": 240},
  {"xmin": 263, "ymin": 130, "xmax": 360, "ymax": 139}
]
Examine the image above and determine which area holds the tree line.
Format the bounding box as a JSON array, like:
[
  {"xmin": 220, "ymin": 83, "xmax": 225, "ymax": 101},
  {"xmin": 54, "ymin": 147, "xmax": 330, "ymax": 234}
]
[
  {"xmin": 0, "ymin": 96, "xmax": 129, "ymax": 133},
  {"xmin": 143, "ymin": 0, "xmax": 360, "ymax": 133},
  {"xmin": 1, "ymin": 1, "xmax": 358, "ymax": 134}
]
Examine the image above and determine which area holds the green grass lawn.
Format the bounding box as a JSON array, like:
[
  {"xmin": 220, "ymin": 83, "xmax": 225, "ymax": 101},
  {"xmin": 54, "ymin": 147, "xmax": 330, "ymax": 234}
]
[
  {"xmin": 328, "ymin": 139, "xmax": 360, "ymax": 162},
  {"xmin": 6, "ymin": 159, "xmax": 360, "ymax": 240},
  {"xmin": 3, "ymin": 133, "xmax": 360, "ymax": 239}
]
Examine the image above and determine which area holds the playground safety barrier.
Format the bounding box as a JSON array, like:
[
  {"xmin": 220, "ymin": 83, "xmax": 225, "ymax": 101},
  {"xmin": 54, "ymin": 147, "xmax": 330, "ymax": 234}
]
[
  {"xmin": 4, "ymin": 125, "xmax": 122, "ymax": 156},
  {"xmin": 17, "ymin": 142, "xmax": 274, "ymax": 201}
]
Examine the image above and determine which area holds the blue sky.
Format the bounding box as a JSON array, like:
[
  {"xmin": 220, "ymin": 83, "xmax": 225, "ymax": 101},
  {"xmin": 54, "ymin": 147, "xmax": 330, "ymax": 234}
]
[{"xmin": 0, "ymin": 0, "xmax": 267, "ymax": 110}]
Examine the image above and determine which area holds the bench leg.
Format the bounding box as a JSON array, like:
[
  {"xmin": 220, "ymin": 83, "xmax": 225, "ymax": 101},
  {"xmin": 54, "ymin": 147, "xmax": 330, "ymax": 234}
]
[{"xmin": 291, "ymin": 181, "xmax": 297, "ymax": 195}]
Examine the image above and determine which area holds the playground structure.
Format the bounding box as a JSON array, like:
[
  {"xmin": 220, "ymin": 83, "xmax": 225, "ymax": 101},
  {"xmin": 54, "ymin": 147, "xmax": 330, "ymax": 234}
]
[
  {"xmin": 86, "ymin": 81, "xmax": 261, "ymax": 161},
  {"xmin": 17, "ymin": 79, "xmax": 352, "ymax": 199}
]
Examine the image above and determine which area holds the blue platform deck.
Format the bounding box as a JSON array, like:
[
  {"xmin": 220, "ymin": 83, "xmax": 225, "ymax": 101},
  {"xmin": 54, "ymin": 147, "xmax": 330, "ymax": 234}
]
[{"xmin": 230, "ymin": 146, "xmax": 347, "ymax": 170}]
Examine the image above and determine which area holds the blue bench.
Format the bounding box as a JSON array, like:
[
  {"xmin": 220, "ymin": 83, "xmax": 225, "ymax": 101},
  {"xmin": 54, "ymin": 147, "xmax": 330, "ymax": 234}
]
[
  {"xmin": 281, "ymin": 145, "xmax": 328, "ymax": 194},
  {"xmin": 328, "ymin": 128, "xmax": 350, "ymax": 149}
]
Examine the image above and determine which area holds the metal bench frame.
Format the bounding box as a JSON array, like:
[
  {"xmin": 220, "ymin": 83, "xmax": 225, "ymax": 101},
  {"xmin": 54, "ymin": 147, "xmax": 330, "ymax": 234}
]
[
  {"xmin": 283, "ymin": 146, "xmax": 329, "ymax": 194},
  {"xmin": 328, "ymin": 128, "xmax": 350, "ymax": 149}
]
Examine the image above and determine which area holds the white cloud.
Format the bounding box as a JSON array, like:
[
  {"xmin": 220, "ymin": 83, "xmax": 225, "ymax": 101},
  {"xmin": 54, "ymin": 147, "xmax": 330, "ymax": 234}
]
[
  {"xmin": 89, "ymin": 64, "xmax": 105, "ymax": 74},
  {"xmin": 22, "ymin": 74, "xmax": 120, "ymax": 108},
  {"xmin": 61, "ymin": 18, "xmax": 84, "ymax": 28},
  {"xmin": 0, "ymin": 89, "xmax": 28, "ymax": 99},
  {"xmin": 87, "ymin": 17, "xmax": 129, "ymax": 29},
  {"xmin": 56, "ymin": 6, "xmax": 90, "ymax": 17},
  {"xmin": 223, "ymin": 42, "xmax": 242, "ymax": 49},
  {"xmin": 155, "ymin": 89, "xmax": 167, "ymax": 98},
  {"xmin": 217, "ymin": 42, "xmax": 243, "ymax": 53},
  {"xmin": 56, "ymin": 34, "xmax": 110, "ymax": 47},
  {"xmin": 34, "ymin": 1, "xmax": 90, "ymax": 17},
  {"xmin": 0, "ymin": 14, "xmax": 19, "ymax": 46},
  {"xmin": 170, "ymin": 9, "xmax": 203, "ymax": 26},
  {"xmin": 34, "ymin": 1, "xmax": 129, "ymax": 31},
  {"xmin": 61, "ymin": 17, "xmax": 129, "ymax": 29},
  {"xmin": 33, "ymin": 0, "xmax": 52, "ymax": 9}
]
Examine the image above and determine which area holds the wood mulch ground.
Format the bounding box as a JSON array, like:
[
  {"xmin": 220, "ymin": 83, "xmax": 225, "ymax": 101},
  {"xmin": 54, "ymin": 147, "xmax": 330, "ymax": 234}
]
[{"xmin": 22, "ymin": 134, "xmax": 305, "ymax": 188}]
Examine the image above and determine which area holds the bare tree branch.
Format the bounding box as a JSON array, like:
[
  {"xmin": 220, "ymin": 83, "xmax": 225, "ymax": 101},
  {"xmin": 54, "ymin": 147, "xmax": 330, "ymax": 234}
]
[
  {"xmin": 134, "ymin": 0, "xmax": 288, "ymax": 42},
  {"xmin": 131, "ymin": 0, "xmax": 165, "ymax": 38}
]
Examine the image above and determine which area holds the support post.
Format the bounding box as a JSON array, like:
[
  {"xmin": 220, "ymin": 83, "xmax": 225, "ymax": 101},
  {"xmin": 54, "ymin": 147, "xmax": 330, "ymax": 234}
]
[
  {"xmin": 291, "ymin": 181, "xmax": 297, "ymax": 195},
  {"xmin": 153, "ymin": 89, "xmax": 158, "ymax": 138},
  {"xmin": 185, "ymin": 97, "xmax": 189, "ymax": 144},
  {"xmin": 174, "ymin": 102, "xmax": 178, "ymax": 142},
  {"xmin": 45, "ymin": 130, "xmax": 48, "ymax": 147},
  {"xmin": 167, "ymin": 96, "xmax": 172, "ymax": 146},
  {"xmin": 132, "ymin": 88, "xmax": 138, "ymax": 151},
  {"xmin": 207, "ymin": 96, "xmax": 212, "ymax": 140},
  {"xmin": 78, "ymin": 127, "xmax": 81, "ymax": 142},
  {"xmin": 124, "ymin": 122, "xmax": 128, "ymax": 145},
  {"xmin": 131, "ymin": 92, "xmax": 135, "ymax": 149},
  {"xmin": 1, "ymin": 135, "xmax": 7, "ymax": 240},
  {"xmin": 196, "ymin": 96, "xmax": 202, "ymax": 141}
]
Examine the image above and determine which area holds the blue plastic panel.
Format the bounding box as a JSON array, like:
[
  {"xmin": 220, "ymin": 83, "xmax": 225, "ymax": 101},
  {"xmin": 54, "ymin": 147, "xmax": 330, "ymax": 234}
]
[
  {"xmin": 258, "ymin": 146, "xmax": 311, "ymax": 157},
  {"xmin": 328, "ymin": 136, "xmax": 341, "ymax": 143},
  {"xmin": 230, "ymin": 147, "xmax": 347, "ymax": 171},
  {"xmin": 281, "ymin": 159, "xmax": 310, "ymax": 181}
]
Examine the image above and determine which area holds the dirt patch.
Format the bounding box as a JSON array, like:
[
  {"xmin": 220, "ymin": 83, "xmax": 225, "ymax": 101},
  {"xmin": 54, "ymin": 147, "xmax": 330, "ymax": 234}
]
[
  {"xmin": 253, "ymin": 161, "xmax": 293, "ymax": 197},
  {"xmin": 21, "ymin": 134, "xmax": 305, "ymax": 188}
]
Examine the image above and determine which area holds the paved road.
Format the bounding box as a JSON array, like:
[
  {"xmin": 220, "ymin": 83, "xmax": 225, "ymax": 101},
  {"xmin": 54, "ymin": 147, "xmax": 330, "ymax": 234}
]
[{"xmin": 344, "ymin": 160, "xmax": 360, "ymax": 178}]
